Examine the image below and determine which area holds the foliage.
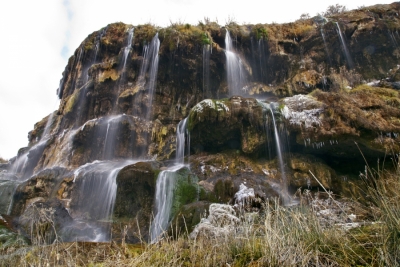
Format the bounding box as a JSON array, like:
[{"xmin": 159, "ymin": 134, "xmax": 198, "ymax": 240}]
[
  {"xmin": 323, "ymin": 4, "xmax": 348, "ymax": 16},
  {"xmin": 201, "ymin": 32, "xmax": 211, "ymax": 45},
  {"xmin": 358, "ymin": 153, "xmax": 400, "ymax": 265},
  {"xmin": 298, "ymin": 13, "xmax": 311, "ymax": 21},
  {"xmin": 2, "ymin": 170, "xmax": 400, "ymax": 266},
  {"xmin": 252, "ymin": 24, "xmax": 268, "ymax": 40},
  {"xmin": 171, "ymin": 170, "xmax": 198, "ymax": 217}
]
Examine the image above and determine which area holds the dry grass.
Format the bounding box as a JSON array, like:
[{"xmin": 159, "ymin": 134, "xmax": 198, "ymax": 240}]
[{"xmin": 1, "ymin": 163, "xmax": 400, "ymax": 266}]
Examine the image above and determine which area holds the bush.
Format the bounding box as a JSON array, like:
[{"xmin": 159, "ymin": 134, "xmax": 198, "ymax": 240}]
[{"xmin": 323, "ymin": 4, "xmax": 347, "ymax": 16}]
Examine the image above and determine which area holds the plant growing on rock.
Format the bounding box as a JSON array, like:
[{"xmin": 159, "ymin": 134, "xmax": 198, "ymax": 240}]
[{"xmin": 252, "ymin": 24, "xmax": 268, "ymax": 40}]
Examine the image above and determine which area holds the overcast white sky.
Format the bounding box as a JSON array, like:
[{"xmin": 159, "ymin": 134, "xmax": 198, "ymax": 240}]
[{"xmin": 0, "ymin": 0, "xmax": 393, "ymax": 159}]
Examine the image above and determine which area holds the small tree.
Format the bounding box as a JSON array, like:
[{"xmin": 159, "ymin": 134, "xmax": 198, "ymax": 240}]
[
  {"xmin": 324, "ymin": 4, "xmax": 347, "ymax": 16},
  {"xmin": 300, "ymin": 13, "xmax": 311, "ymax": 20}
]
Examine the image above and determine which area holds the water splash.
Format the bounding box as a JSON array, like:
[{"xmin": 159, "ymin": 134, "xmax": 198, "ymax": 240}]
[
  {"xmin": 225, "ymin": 30, "xmax": 247, "ymax": 96},
  {"xmin": 335, "ymin": 22, "xmax": 354, "ymax": 69}
]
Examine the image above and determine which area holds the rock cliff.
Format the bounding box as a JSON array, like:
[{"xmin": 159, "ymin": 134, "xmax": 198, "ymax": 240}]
[{"xmin": 2, "ymin": 2, "xmax": 400, "ymax": 243}]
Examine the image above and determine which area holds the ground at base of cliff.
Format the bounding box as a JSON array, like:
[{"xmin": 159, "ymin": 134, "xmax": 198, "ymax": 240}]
[{"xmin": 1, "ymin": 167, "xmax": 399, "ymax": 267}]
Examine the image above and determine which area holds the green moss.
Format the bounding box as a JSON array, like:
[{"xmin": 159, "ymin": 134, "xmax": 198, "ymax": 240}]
[
  {"xmin": 84, "ymin": 40, "xmax": 94, "ymax": 51},
  {"xmin": 0, "ymin": 225, "xmax": 30, "ymax": 249},
  {"xmin": 171, "ymin": 169, "xmax": 198, "ymax": 217},
  {"xmin": 201, "ymin": 32, "xmax": 211, "ymax": 45},
  {"xmin": 253, "ymin": 24, "xmax": 268, "ymax": 40},
  {"xmin": 64, "ymin": 90, "xmax": 80, "ymax": 114}
]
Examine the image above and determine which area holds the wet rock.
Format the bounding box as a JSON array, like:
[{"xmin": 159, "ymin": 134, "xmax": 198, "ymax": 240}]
[
  {"xmin": 15, "ymin": 199, "xmax": 72, "ymax": 244},
  {"xmin": 189, "ymin": 97, "xmax": 265, "ymax": 154},
  {"xmin": 112, "ymin": 161, "xmax": 159, "ymax": 243},
  {"xmin": 11, "ymin": 167, "xmax": 70, "ymax": 216},
  {"xmin": 288, "ymin": 154, "xmax": 336, "ymax": 189}
]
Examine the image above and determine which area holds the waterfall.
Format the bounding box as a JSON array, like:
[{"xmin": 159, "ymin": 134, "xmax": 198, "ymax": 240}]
[
  {"xmin": 175, "ymin": 117, "xmax": 189, "ymax": 165},
  {"xmin": 150, "ymin": 117, "xmax": 190, "ymax": 242},
  {"xmin": 257, "ymin": 100, "xmax": 291, "ymax": 205},
  {"xmin": 66, "ymin": 160, "xmax": 136, "ymax": 242},
  {"xmin": 150, "ymin": 164, "xmax": 182, "ymax": 243},
  {"xmin": 71, "ymin": 47, "xmax": 84, "ymax": 91},
  {"xmin": 225, "ymin": 30, "xmax": 247, "ymax": 96},
  {"xmin": 136, "ymin": 33, "xmax": 160, "ymax": 120},
  {"xmin": 269, "ymin": 104, "xmax": 289, "ymax": 205},
  {"xmin": 145, "ymin": 33, "xmax": 160, "ymax": 120},
  {"xmin": 0, "ymin": 180, "xmax": 20, "ymax": 215},
  {"xmin": 203, "ymin": 44, "xmax": 211, "ymax": 98},
  {"xmin": 258, "ymin": 38, "xmax": 267, "ymax": 82},
  {"xmin": 122, "ymin": 27, "xmax": 134, "ymax": 72},
  {"xmin": 389, "ymin": 30, "xmax": 399, "ymax": 48},
  {"xmin": 9, "ymin": 138, "xmax": 49, "ymax": 180},
  {"xmin": 320, "ymin": 28, "xmax": 332, "ymax": 66},
  {"xmin": 42, "ymin": 112, "xmax": 55, "ymax": 139},
  {"xmin": 94, "ymin": 26, "xmax": 108, "ymax": 63},
  {"xmin": 335, "ymin": 22, "xmax": 354, "ymax": 69},
  {"xmin": 102, "ymin": 115, "xmax": 124, "ymax": 160}
]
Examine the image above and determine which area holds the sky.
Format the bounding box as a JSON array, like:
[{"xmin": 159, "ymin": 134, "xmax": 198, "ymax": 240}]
[{"xmin": 0, "ymin": 0, "xmax": 394, "ymax": 159}]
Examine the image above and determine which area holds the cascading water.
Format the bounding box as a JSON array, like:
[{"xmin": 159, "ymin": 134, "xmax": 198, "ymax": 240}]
[
  {"xmin": 258, "ymin": 38, "xmax": 267, "ymax": 82},
  {"xmin": 150, "ymin": 164, "xmax": 182, "ymax": 243},
  {"xmin": 388, "ymin": 30, "xmax": 399, "ymax": 48},
  {"xmin": 102, "ymin": 115, "xmax": 125, "ymax": 160},
  {"xmin": 257, "ymin": 100, "xmax": 291, "ymax": 205},
  {"xmin": 65, "ymin": 160, "xmax": 136, "ymax": 242},
  {"xmin": 320, "ymin": 28, "xmax": 332, "ymax": 66},
  {"xmin": 269, "ymin": 103, "xmax": 289, "ymax": 204},
  {"xmin": 225, "ymin": 30, "xmax": 247, "ymax": 96},
  {"xmin": 9, "ymin": 138, "xmax": 49, "ymax": 180},
  {"xmin": 138, "ymin": 33, "xmax": 160, "ymax": 120},
  {"xmin": 335, "ymin": 22, "xmax": 354, "ymax": 69},
  {"xmin": 121, "ymin": 27, "xmax": 134, "ymax": 75},
  {"xmin": 150, "ymin": 117, "xmax": 190, "ymax": 242},
  {"xmin": 71, "ymin": 47, "xmax": 84, "ymax": 91},
  {"xmin": 0, "ymin": 180, "xmax": 20, "ymax": 215},
  {"xmin": 42, "ymin": 112, "xmax": 55, "ymax": 139},
  {"xmin": 203, "ymin": 44, "xmax": 211, "ymax": 98},
  {"xmin": 175, "ymin": 117, "xmax": 189, "ymax": 165},
  {"xmin": 93, "ymin": 27, "xmax": 108, "ymax": 63}
]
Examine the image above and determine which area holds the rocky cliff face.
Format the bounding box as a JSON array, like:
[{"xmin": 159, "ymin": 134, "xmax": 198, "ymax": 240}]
[{"xmin": 2, "ymin": 2, "xmax": 400, "ymax": 243}]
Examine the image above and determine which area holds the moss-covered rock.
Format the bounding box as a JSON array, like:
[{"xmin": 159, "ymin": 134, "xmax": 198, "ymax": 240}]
[
  {"xmin": 188, "ymin": 97, "xmax": 266, "ymax": 154},
  {"xmin": 113, "ymin": 161, "xmax": 160, "ymax": 243}
]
